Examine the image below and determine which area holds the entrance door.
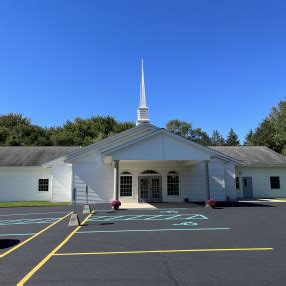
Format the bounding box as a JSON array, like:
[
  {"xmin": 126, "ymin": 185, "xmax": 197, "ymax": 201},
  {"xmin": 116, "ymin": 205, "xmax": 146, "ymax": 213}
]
[
  {"xmin": 138, "ymin": 176, "xmax": 162, "ymax": 202},
  {"xmin": 242, "ymin": 177, "xmax": 253, "ymax": 198}
]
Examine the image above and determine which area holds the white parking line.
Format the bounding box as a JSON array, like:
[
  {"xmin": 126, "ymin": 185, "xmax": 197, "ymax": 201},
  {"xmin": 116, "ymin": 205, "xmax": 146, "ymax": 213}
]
[
  {"xmin": 89, "ymin": 214, "xmax": 208, "ymax": 222},
  {"xmin": 0, "ymin": 217, "xmax": 61, "ymax": 226},
  {"xmin": 0, "ymin": 233, "xmax": 36, "ymax": 237},
  {"xmin": 77, "ymin": 228, "xmax": 230, "ymax": 234},
  {"xmin": 0, "ymin": 212, "xmax": 68, "ymax": 217}
]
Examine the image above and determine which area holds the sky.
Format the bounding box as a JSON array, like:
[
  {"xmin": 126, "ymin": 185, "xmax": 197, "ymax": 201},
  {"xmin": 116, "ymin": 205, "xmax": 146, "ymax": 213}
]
[{"xmin": 0, "ymin": 0, "xmax": 285, "ymax": 142}]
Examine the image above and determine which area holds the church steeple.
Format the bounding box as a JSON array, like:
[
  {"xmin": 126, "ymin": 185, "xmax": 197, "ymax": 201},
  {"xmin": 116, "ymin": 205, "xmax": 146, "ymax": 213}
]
[{"xmin": 137, "ymin": 59, "xmax": 150, "ymax": 125}]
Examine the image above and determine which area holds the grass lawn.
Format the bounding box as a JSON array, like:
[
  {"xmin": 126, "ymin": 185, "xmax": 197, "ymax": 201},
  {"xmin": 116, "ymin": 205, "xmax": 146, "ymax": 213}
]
[
  {"xmin": 0, "ymin": 201, "xmax": 71, "ymax": 208},
  {"xmin": 272, "ymin": 198, "xmax": 286, "ymax": 201}
]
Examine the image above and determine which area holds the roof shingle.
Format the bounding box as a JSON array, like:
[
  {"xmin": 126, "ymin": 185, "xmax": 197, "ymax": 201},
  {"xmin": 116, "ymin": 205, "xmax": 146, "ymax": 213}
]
[
  {"xmin": 0, "ymin": 145, "xmax": 285, "ymax": 167},
  {"xmin": 0, "ymin": 146, "xmax": 80, "ymax": 166},
  {"xmin": 209, "ymin": 146, "xmax": 286, "ymax": 165}
]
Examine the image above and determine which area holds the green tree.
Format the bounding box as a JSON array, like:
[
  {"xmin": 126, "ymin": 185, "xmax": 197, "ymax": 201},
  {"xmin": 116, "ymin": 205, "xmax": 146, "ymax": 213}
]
[
  {"xmin": 225, "ymin": 128, "xmax": 240, "ymax": 146},
  {"xmin": 166, "ymin": 119, "xmax": 211, "ymax": 145},
  {"xmin": 210, "ymin": 130, "xmax": 225, "ymax": 146},
  {"xmin": 269, "ymin": 100, "xmax": 286, "ymax": 154},
  {"xmin": 166, "ymin": 119, "xmax": 192, "ymax": 138},
  {"xmin": 50, "ymin": 115, "xmax": 135, "ymax": 146},
  {"xmin": 243, "ymin": 100, "xmax": 285, "ymax": 154},
  {"xmin": 0, "ymin": 113, "xmax": 50, "ymax": 146},
  {"xmin": 0, "ymin": 113, "xmax": 135, "ymax": 146},
  {"xmin": 190, "ymin": 128, "xmax": 212, "ymax": 146},
  {"xmin": 244, "ymin": 129, "xmax": 254, "ymax": 146}
]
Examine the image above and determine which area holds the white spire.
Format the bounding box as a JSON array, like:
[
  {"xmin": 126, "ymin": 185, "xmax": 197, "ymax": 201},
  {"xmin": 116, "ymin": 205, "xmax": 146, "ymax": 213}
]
[
  {"xmin": 139, "ymin": 59, "xmax": 146, "ymax": 107},
  {"xmin": 136, "ymin": 59, "xmax": 150, "ymax": 125}
]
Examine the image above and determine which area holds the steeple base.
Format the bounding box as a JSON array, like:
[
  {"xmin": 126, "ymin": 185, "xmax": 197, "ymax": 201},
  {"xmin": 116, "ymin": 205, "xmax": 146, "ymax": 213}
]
[{"xmin": 136, "ymin": 107, "xmax": 149, "ymax": 125}]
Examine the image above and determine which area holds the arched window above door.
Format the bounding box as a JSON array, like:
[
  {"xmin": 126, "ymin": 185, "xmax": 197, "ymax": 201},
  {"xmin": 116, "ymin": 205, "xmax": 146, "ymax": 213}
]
[
  {"xmin": 141, "ymin": 170, "xmax": 159, "ymax": 174},
  {"xmin": 121, "ymin": 171, "xmax": 132, "ymax": 175}
]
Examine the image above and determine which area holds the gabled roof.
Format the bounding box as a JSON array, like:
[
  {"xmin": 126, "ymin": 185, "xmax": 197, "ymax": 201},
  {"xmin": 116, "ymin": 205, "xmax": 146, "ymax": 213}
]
[
  {"xmin": 0, "ymin": 146, "xmax": 80, "ymax": 167},
  {"xmin": 64, "ymin": 123, "xmax": 159, "ymax": 162},
  {"xmin": 102, "ymin": 128, "xmax": 243, "ymax": 164},
  {"xmin": 209, "ymin": 146, "xmax": 286, "ymax": 166}
]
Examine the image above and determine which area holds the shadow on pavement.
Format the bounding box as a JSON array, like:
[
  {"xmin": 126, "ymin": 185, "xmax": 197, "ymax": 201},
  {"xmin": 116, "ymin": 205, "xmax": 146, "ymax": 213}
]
[
  {"xmin": 147, "ymin": 202, "xmax": 275, "ymax": 209},
  {"xmin": 0, "ymin": 239, "xmax": 20, "ymax": 249},
  {"xmin": 192, "ymin": 202, "xmax": 275, "ymax": 208}
]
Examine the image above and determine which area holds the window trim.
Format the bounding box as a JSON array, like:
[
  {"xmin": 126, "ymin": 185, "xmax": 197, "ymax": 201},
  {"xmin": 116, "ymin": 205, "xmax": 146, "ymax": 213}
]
[
  {"xmin": 270, "ymin": 176, "xmax": 280, "ymax": 189},
  {"xmin": 167, "ymin": 171, "xmax": 180, "ymax": 196},
  {"xmin": 38, "ymin": 179, "xmax": 49, "ymax": 192},
  {"xmin": 235, "ymin": 177, "xmax": 240, "ymax": 189},
  {"xmin": 120, "ymin": 175, "xmax": 133, "ymax": 197}
]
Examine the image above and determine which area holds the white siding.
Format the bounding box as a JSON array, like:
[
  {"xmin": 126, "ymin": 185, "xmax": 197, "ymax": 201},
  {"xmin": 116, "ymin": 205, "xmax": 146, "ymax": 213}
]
[
  {"xmin": 224, "ymin": 163, "xmax": 237, "ymax": 200},
  {"xmin": 181, "ymin": 162, "xmax": 208, "ymax": 202},
  {"xmin": 208, "ymin": 160, "xmax": 226, "ymax": 201},
  {"xmin": 113, "ymin": 133, "xmax": 211, "ymax": 161},
  {"xmin": 236, "ymin": 166, "xmax": 286, "ymax": 198},
  {"xmin": 67, "ymin": 125, "xmax": 158, "ymax": 163},
  {"xmin": 0, "ymin": 167, "xmax": 51, "ymax": 201},
  {"xmin": 72, "ymin": 153, "xmax": 114, "ymax": 204},
  {"xmin": 51, "ymin": 164, "xmax": 72, "ymax": 202}
]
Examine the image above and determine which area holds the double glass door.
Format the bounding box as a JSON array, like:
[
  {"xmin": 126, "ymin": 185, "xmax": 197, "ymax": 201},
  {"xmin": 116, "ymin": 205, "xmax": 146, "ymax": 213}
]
[{"xmin": 139, "ymin": 176, "xmax": 162, "ymax": 202}]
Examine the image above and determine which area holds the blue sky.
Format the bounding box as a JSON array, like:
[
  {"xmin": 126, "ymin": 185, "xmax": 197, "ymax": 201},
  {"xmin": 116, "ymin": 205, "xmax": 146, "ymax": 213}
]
[{"xmin": 0, "ymin": 0, "xmax": 285, "ymax": 142}]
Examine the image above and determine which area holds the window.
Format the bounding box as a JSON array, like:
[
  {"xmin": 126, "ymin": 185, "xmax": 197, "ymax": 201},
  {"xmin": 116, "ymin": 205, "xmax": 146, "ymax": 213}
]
[
  {"xmin": 141, "ymin": 170, "xmax": 158, "ymax": 174},
  {"xmin": 270, "ymin": 177, "xmax": 280, "ymax": 189},
  {"xmin": 120, "ymin": 175, "xmax": 132, "ymax": 196},
  {"xmin": 236, "ymin": 177, "xmax": 240, "ymax": 189},
  {"xmin": 167, "ymin": 171, "xmax": 179, "ymax": 196},
  {"xmin": 38, "ymin": 179, "xmax": 49, "ymax": 192}
]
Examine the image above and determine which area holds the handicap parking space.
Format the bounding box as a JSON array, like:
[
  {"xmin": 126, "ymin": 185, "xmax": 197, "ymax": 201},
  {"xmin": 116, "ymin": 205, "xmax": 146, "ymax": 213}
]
[
  {"xmin": 57, "ymin": 208, "xmax": 260, "ymax": 255},
  {"xmin": 0, "ymin": 207, "xmax": 72, "ymax": 256}
]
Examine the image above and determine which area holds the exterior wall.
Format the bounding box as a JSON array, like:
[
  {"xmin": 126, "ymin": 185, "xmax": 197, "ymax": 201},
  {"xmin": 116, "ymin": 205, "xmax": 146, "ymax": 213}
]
[
  {"xmin": 119, "ymin": 161, "xmax": 208, "ymax": 203},
  {"xmin": 208, "ymin": 159, "xmax": 226, "ymax": 201},
  {"xmin": 236, "ymin": 166, "xmax": 286, "ymax": 198},
  {"xmin": 51, "ymin": 164, "xmax": 72, "ymax": 202},
  {"xmin": 182, "ymin": 162, "xmax": 208, "ymax": 202},
  {"xmin": 0, "ymin": 167, "xmax": 52, "ymax": 201},
  {"xmin": 112, "ymin": 133, "xmax": 211, "ymax": 161},
  {"xmin": 67, "ymin": 125, "xmax": 158, "ymax": 163},
  {"xmin": 224, "ymin": 163, "xmax": 237, "ymax": 200},
  {"xmin": 72, "ymin": 153, "xmax": 114, "ymax": 204}
]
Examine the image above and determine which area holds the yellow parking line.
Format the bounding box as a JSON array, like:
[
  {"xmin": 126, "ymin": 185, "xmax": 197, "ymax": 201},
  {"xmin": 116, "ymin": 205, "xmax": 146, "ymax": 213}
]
[
  {"xmin": 17, "ymin": 211, "xmax": 95, "ymax": 286},
  {"xmin": 0, "ymin": 212, "xmax": 72, "ymax": 259},
  {"xmin": 54, "ymin": 247, "xmax": 273, "ymax": 256}
]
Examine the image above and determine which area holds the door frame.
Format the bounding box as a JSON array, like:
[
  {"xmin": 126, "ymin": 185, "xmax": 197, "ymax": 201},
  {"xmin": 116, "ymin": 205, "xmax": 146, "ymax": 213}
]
[
  {"xmin": 242, "ymin": 177, "xmax": 253, "ymax": 198},
  {"xmin": 138, "ymin": 176, "xmax": 162, "ymax": 203}
]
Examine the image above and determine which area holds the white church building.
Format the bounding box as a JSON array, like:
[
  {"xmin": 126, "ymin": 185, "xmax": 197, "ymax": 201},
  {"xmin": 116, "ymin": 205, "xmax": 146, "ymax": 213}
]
[{"xmin": 0, "ymin": 62, "xmax": 286, "ymax": 203}]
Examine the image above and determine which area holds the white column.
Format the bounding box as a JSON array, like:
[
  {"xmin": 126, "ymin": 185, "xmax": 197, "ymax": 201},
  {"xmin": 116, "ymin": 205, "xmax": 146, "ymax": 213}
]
[
  {"xmin": 113, "ymin": 160, "xmax": 119, "ymax": 200},
  {"xmin": 204, "ymin": 160, "xmax": 210, "ymax": 202}
]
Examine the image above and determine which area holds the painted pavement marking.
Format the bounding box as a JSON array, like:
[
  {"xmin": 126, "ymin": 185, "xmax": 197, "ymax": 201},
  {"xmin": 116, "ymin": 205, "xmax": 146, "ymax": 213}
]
[
  {"xmin": 17, "ymin": 211, "xmax": 95, "ymax": 286},
  {"xmin": 160, "ymin": 210, "xmax": 179, "ymax": 214},
  {"xmin": 0, "ymin": 212, "xmax": 72, "ymax": 259},
  {"xmin": 54, "ymin": 247, "xmax": 273, "ymax": 256},
  {"xmin": 89, "ymin": 214, "xmax": 208, "ymax": 222},
  {"xmin": 173, "ymin": 221, "xmax": 198, "ymax": 226},
  {"xmin": 124, "ymin": 215, "xmax": 146, "ymax": 220},
  {"xmin": 0, "ymin": 233, "xmax": 36, "ymax": 237},
  {"xmin": 0, "ymin": 211, "xmax": 68, "ymax": 218},
  {"xmin": 77, "ymin": 227, "xmax": 230, "ymax": 234},
  {"xmin": 0, "ymin": 217, "xmax": 61, "ymax": 226}
]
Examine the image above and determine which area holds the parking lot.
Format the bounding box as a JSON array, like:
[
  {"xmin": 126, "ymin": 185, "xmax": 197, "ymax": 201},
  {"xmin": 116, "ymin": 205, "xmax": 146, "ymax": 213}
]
[{"xmin": 0, "ymin": 202, "xmax": 285, "ymax": 285}]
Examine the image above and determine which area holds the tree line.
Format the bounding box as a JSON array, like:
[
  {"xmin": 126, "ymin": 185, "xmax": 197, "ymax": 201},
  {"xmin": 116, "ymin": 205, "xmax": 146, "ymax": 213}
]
[
  {"xmin": 0, "ymin": 100, "xmax": 285, "ymax": 155},
  {"xmin": 0, "ymin": 115, "xmax": 135, "ymax": 146}
]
